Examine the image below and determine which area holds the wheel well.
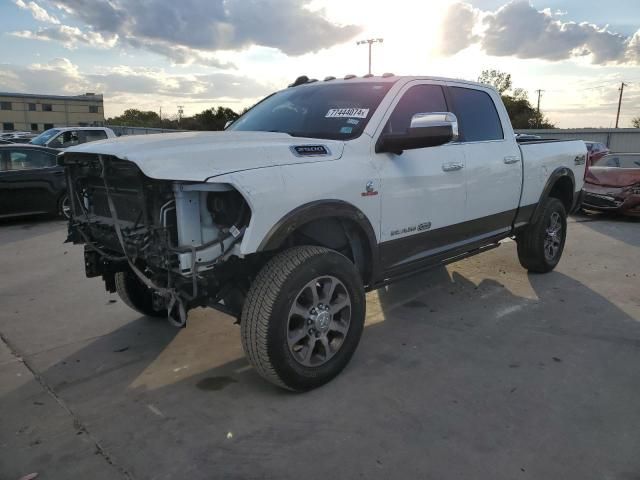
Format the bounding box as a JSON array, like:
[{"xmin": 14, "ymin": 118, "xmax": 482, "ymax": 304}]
[
  {"xmin": 279, "ymin": 217, "xmax": 374, "ymax": 285},
  {"xmin": 548, "ymin": 176, "xmax": 574, "ymax": 212}
]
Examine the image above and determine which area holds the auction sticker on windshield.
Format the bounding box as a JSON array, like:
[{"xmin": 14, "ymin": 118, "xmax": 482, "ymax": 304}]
[{"xmin": 325, "ymin": 108, "xmax": 369, "ymax": 119}]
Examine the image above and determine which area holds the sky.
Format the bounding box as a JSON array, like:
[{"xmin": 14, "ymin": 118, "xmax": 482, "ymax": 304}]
[{"xmin": 0, "ymin": 0, "xmax": 639, "ymax": 128}]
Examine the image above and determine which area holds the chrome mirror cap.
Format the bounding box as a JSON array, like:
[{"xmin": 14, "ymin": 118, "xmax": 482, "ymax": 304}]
[{"xmin": 410, "ymin": 112, "xmax": 459, "ymax": 142}]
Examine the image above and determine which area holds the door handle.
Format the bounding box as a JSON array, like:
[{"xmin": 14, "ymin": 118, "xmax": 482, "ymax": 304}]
[
  {"xmin": 442, "ymin": 162, "xmax": 464, "ymax": 172},
  {"xmin": 504, "ymin": 156, "xmax": 520, "ymax": 164}
]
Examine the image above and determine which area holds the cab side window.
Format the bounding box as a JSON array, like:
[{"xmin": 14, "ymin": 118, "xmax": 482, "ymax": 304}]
[
  {"xmin": 384, "ymin": 84, "xmax": 448, "ymax": 134},
  {"xmin": 9, "ymin": 150, "xmax": 56, "ymax": 170},
  {"xmin": 51, "ymin": 131, "xmax": 80, "ymax": 148},
  {"xmin": 450, "ymin": 87, "xmax": 504, "ymax": 142}
]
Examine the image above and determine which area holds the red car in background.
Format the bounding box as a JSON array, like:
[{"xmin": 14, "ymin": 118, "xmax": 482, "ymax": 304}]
[{"xmin": 582, "ymin": 153, "xmax": 640, "ymax": 216}]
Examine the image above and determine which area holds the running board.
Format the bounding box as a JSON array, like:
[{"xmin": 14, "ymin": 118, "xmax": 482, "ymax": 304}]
[{"xmin": 371, "ymin": 242, "xmax": 501, "ymax": 290}]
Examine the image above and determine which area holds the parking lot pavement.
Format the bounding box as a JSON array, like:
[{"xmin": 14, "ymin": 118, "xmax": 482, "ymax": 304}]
[{"xmin": 0, "ymin": 214, "xmax": 639, "ymax": 480}]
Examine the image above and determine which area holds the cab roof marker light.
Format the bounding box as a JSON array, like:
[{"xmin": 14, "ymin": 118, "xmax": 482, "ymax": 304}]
[
  {"xmin": 382, "ymin": 72, "xmax": 395, "ymax": 78},
  {"xmin": 288, "ymin": 75, "xmax": 309, "ymax": 87},
  {"xmin": 323, "ymin": 76, "xmax": 336, "ymax": 81},
  {"xmin": 363, "ymin": 73, "xmax": 374, "ymax": 78},
  {"xmin": 344, "ymin": 74, "xmax": 357, "ymax": 80}
]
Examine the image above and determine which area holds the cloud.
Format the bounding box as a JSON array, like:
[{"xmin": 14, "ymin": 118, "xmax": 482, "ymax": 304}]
[
  {"xmin": 439, "ymin": 2, "xmax": 480, "ymax": 56},
  {"xmin": 440, "ymin": 1, "xmax": 640, "ymax": 65},
  {"xmin": 0, "ymin": 58, "xmax": 273, "ymax": 111},
  {"xmin": 12, "ymin": 25, "xmax": 117, "ymax": 49},
  {"xmin": 12, "ymin": 0, "xmax": 361, "ymax": 66},
  {"xmin": 13, "ymin": 0, "xmax": 60, "ymax": 24}
]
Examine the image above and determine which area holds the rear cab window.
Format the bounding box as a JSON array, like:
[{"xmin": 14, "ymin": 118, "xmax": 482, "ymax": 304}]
[{"xmin": 450, "ymin": 86, "xmax": 504, "ymax": 142}]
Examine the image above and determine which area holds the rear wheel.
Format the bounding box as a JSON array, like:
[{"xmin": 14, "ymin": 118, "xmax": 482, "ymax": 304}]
[
  {"xmin": 241, "ymin": 246, "xmax": 365, "ymax": 391},
  {"xmin": 517, "ymin": 197, "xmax": 567, "ymax": 273},
  {"xmin": 115, "ymin": 270, "xmax": 167, "ymax": 317}
]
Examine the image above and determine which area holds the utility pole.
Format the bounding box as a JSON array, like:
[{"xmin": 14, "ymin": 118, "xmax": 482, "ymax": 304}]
[
  {"xmin": 177, "ymin": 105, "xmax": 184, "ymax": 125},
  {"xmin": 535, "ymin": 89, "xmax": 544, "ymax": 128},
  {"xmin": 615, "ymin": 82, "xmax": 627, "ymax": 128},
  {"xmin": 356, "ymin": 38, "xmax": 384, "ymax": 75}
]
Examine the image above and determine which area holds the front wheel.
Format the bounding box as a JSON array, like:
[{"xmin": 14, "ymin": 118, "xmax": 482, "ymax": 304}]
[
  {"xmin": 517, "ymin": 197, "xmax": 567, "ymax": 273},
  {"xmin": 58, "ymin": 193, "xmax": 71, "ymax": 219},
  {"xmin": 241, "ymin": 246, "xmax": 365, "ymax": 391}
]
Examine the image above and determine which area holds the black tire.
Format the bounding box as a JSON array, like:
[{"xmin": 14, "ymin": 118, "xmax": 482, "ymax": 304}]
[
  {"xmin": 517, "ymin": 197, "xmax": 567, "ymax": 273},
  {"xmin": 58, "ymin": 192, "xmax": 71, "ymax": 219},
  {"xmin": 115, "ymin": 270, "xmax": 167, "ymax": 318},
  {"xmin": 241, "ymin": 246, "xmax": 365, "ymax": 391}
]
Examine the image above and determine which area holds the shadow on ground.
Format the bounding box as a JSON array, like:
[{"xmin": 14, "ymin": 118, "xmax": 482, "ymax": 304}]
[
  {"xmin": 2, "ymin": 260, "xmax": 640, "ymax": 479},
  {"xmin": 572, "ymin": 210, "xmax": 640, "ymax": 247}
]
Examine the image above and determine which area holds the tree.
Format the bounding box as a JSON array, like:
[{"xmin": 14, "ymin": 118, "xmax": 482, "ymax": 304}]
[
  {"xmin": 478, "ymin": 69, "xmax": 512, "ymax": 94},
  {"xmin": 632, "ymin": 116, "xmax": 640, "ymax": 128},
  {"xmin": 106, "ymin": 109, "xmax": 162, "ymax": 128},
  {"xmin": 478, "ymin": 70, "xmax": 555, "ymax": 129},
  {"xmin": 185, "ymin": 106, "xmax": 240, "ymax": 131},
  {"xmin": 107, "ymin": 106, "xmax": 242, "ymax": 130}
]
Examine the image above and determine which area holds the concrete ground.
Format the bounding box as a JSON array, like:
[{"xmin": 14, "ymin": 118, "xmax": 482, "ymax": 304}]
[{"xmin": 0, "ymin": 213, "xmax": 639, "ymax": 480}]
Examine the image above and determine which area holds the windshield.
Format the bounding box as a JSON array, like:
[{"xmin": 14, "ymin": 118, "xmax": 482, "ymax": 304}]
[
  {"xmin": 30, "ymin": 129, "xmax": 60, "ymax": 145},
  {"xmin": 228, "ymin": 82, "xmax": 393, "ymax": 140},
  {"xmin": 594, "ymin": 154, "xmax": 640, "ymax": 169}
]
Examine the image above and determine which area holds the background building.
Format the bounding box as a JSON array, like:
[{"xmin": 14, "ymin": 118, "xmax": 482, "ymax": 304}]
[{"xmin": 0, "ymin": 92, "xmax": 105, "ymax": 132}]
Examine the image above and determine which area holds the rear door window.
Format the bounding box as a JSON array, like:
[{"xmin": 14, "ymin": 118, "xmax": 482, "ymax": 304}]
[
  {"xmin": 450, "ymin": 87, "xmax": 504, "ymax": 142},
  {"xmin": 80, "ymin": 130, "xmax": 108, "ymax": 143}
]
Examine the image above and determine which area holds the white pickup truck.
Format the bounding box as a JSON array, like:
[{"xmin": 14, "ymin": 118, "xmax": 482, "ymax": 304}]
[
  {"xmin": 31, "ymin": 126, "xmax": 116, "ymax": 149},
  {"xmin": 60, "ymin": 75, "xmax": 586, "ymax": 391}
]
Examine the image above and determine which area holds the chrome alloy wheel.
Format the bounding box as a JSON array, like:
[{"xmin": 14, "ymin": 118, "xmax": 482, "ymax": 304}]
[
  {"xmin": 544, "ymin": 211, "xmax": 562, "ymax": 261},
  {"xmin": 287, "ymin": 275, "xmax": 351, "ymax": 367}
]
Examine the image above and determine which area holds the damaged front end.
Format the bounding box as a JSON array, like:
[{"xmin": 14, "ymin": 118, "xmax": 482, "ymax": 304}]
[{"xmin": 60, "ymin": 152, "xmax": 253, "ymax": 326}]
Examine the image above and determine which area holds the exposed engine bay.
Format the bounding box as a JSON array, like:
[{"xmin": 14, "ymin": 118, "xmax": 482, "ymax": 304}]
[{"xmin": 61, "ymin": 152, "xmax": 253, "ymax": 326}]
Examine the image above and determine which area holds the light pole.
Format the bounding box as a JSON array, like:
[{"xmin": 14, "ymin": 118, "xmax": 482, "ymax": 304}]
[{"xmin": 356, "ymin": 38, "xmax": 384, "ymax": 75}]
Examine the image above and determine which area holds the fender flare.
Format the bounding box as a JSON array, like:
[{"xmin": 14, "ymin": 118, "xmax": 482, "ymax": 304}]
[
  {"xmin": 257, "ymin": 200, "xmax": 380, "ymax": 282},
  {"xmin": 531, "ymin": 167, "xmax": 576, "ymax": 224}
]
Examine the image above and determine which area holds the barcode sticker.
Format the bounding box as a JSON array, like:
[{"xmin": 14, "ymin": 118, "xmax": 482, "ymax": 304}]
[{"xmin": 325, "ymin": 108, "xmax": 369, "ymax": 119}]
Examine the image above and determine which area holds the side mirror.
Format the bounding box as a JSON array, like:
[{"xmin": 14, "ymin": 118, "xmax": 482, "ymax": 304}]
[{"xmin": 376, "ymin": 112, "xmax": 459, "ymax": 154}]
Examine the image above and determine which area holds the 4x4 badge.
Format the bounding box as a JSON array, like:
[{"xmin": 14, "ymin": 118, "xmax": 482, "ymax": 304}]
[{"xmin": 361, "ymin": 181, "xmax": 378, "ymax": 197}]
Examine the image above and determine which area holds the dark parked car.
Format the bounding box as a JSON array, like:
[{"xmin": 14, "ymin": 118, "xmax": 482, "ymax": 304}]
[
  {"xmin": 582, "ymin": 153, "xmax": 640, "ymax": 216},
  {"xmin": 0, "ymin": 145, "xmax": 69, "ymax": 219}
]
